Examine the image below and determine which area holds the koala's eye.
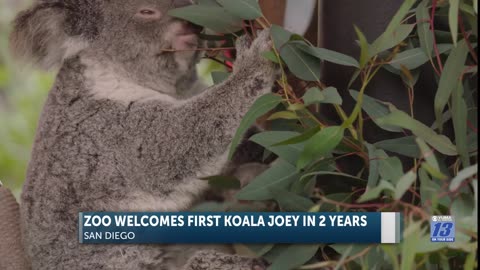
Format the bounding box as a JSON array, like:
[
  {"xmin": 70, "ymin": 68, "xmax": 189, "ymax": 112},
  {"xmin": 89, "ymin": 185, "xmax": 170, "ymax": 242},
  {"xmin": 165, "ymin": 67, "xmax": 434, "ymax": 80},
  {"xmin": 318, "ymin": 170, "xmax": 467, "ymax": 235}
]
[{"xmin": 135, "ymin": 8, "xmax": 162, "ymax": 20}]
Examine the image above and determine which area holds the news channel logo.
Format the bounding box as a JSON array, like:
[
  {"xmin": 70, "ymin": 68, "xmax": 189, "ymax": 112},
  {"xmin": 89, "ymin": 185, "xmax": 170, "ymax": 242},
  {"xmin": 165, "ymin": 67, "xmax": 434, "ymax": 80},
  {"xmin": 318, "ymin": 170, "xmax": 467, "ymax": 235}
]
[{"xmin": 430, "ymin": 216, "xmax": 455, "ymax": 242}]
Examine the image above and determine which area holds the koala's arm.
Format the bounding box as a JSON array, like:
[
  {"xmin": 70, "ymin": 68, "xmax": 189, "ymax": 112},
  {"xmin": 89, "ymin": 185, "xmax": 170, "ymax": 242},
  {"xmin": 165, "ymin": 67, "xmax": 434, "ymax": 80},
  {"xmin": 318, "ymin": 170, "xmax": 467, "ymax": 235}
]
[{"xmin": 126, "ymin": 31, "xmax": 277, "ymax": 183}]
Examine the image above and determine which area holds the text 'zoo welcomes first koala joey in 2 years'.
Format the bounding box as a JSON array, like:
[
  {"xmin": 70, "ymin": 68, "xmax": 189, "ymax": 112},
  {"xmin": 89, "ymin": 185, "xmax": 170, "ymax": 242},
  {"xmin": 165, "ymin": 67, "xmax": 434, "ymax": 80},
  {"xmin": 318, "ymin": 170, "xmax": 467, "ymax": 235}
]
[{"xmin": 10, "ymin": 0, "xmax": 277, "ymax": 269}]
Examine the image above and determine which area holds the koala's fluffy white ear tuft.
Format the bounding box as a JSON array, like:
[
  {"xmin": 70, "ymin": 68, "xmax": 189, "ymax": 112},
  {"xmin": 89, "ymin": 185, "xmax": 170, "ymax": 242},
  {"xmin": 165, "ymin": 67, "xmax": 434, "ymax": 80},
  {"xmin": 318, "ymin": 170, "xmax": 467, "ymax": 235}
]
[{"xmin": 10, "ymin": 3, "xmax": 88, "ymax": 70}]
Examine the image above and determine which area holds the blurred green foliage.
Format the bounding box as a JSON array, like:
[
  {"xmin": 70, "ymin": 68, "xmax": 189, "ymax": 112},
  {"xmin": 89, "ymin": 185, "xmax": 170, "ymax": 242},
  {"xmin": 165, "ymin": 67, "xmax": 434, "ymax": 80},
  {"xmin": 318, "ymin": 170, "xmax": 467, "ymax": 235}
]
[{"xmin": 0, "ymin": 1, "xmax": 53, "ymax": 195}]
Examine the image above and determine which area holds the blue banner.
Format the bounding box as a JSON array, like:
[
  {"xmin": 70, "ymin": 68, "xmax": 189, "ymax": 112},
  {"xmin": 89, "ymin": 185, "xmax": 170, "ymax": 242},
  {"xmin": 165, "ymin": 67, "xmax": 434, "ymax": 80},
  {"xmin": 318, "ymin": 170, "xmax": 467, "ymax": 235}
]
[{"xmin": 79, "ymin": 212, "xmax": 402, "ymax": 244}]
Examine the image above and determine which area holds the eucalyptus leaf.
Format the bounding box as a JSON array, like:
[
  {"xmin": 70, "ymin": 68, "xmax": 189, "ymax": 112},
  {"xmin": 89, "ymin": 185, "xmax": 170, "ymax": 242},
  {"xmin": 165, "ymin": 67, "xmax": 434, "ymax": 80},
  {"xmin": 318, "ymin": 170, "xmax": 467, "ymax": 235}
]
[
  {"xmin": 303, "ymin": 87, "xmax": 342, "ymax": 106},
  {"xmin": 281, "ymin": 41, "xmax": 322, "ymax": 81},
  {"xmin": 271, "ymin": 188, "xmax": 315, "ymax": 212},
  {"xmin": 358, "ymin": 180, "xmax": 395, "ymax": 202},
  {"xmin": 236, "ymin": 160, "xmax": 299, "ymax": 201},
  {"xmin": 168, "ymin": 5, "xmax": 242, "ymax": 33},
  {"xmin": 271, "ymin": 24, "xmax": 293, "ymax": 49},
  {"xmin": 369, "ymin": 24, "xmax": 415, "ymax": 56},
  {"xmin": 416, "ymin": 0, "xmax": 434, "ymax": 59},
  {"xmin": 449, "ymin": 0, "xmax": 460, "ymax": 46},
  {"xmin": 434, "ymin": 39, "xmax": 469, "ymax": 130},
  {"xmin": 228, "ymin": 94, "xmax": 283, "ymax": 159},
  {"xmin": 250, "ymin": 131, "xmax": 304, "ymax": 165},
  {"xmin": 450, "ymin": 164, "xmax": 478, "ymax": 191},
  {"xmin": 349, "ymin": 90, "xmax": 402, "ymax": 132},
  {"xmin": 297, "ymin": 126, "xmax": 345, "ymax": 169},
  {"xmin": 217, "ymin": 0, "xmax": 262, "ymax": 20},
  {"xmin": 297, "ymin": 44, "xmax": 360, "ymax": 68},
  {"xmin": 394, "ymin": 170, "xmax": 417, "ymax": 200},
  {"xmin": 379, "ymin": 157, "xmax": 404, "ymax": 184},
  {"xmin": 375, "ymin": 136, "xmax": 421, "ymax": 158},
  {"xmin": 452, "ymin": 82, "xmax": 470, "ymax": 167},
  {"xmin": 377, "ymin": 109, "xmax": 458, "ymax": 156}
]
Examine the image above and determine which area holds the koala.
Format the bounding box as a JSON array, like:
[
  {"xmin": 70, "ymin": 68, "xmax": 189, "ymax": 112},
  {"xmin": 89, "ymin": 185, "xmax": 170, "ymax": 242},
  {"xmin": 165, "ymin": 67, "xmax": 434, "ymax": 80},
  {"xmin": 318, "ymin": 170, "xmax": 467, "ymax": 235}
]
[{"xmin": 10, "ymin": 0, "xmax": 277, "ymax": 269}]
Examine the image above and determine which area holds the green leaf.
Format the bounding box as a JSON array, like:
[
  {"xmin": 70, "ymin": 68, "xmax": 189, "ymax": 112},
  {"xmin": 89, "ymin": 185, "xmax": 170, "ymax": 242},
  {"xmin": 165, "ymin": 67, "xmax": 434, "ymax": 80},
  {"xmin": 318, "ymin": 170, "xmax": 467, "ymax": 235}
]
[
  {"xmin": 377, "ymin": 109, "xmax": 457, "ymax": 156},
  {"xmin": 211, "ymin": 71, "xmax": 230, "ymax": 84},
  {"xmin": 365, "ymin": 144, "xmax": 387, "ymax": 188},
  {"xmin": 450, "ymin": 164, "xmax": 478, "ymax": 191},
  {"xmin": 303, "ymin": 87, "xmax": 342, "ymax": 106},
  {"xmin": 416, "ymin": 138, "xmax": 442, "ymax": 173},
  {"xmin": 267, "ymin": 111, "xmax": 299, "ymax": 121},
  {"xmin": 416, "ymin": 0, "xmax": 434, "ymax": 60},
  {"xmin": 280, "ymin": 41, "xmax": 322, "ymax": 81},
  {"xmin": 379, "ymin": 157, "xmax": 404, "ymax": 185},
  {"xmin": 250, "ymin": 131, "xmax": 304, "ymax": 165},
  {"xmin": 370, "ymin": 0, "xmax": 417, "ymax": 56},
  {"xmin": 394, "ymin": 170, "xmax": 417, "ymax": 200},
  {"xmin": 168, "ymin": 5, "xmax": 242, "ymax": 33},
  {"xmin": 236, "ymin": 160, "xmax": 299, "ymax": 200},
  {"xmin": 297, "ymin": 45, "xmax": 360, "ymax": 68},
  {"xmin": 228, "ymin": 94, "xmax": 283, "ymax": 159},
  {"xmin": 475, "ymin": 0, "xmax": 478, "ymax": 14},
  {"xmin": 271, "ymin": 126, "xmax": 321, "ymax": 147},
  {"xmin": 449, "ymin": 0, "xmax": 460, "ymax": 46},
  {"xmin": 297, "ymin": 126, "xmax": 345, "ymax": 169},
  {"xmin": 201, "ymin": 175, "xmax": 241, "ymax": 189},
  {"xmin": 320, "ymin": 87, "xmax": 343, "ymax": 105},
  {"xmin": 262, "ymin": 51, "xmax": 280, "ymax": 63},
  {"xmin": 349, "ymin": 90, "xmax": 402, "ymax": 132},
  {"xmin": 271, "ymin": 25, "xmax": 293, "ymax": 49},
  {"xmin": 358, "ymin": 180, "xmax": 395, "ymax": 202},
  {"xmin": 217, "ymin": 0, "xmax": 262, "ymax": 20},
  {"xmin": 369, "ymin": 24, "xmax": 415, "ymax": 56},
  {"xmin": 375, "ymin": 136, "xmax": 421, "ymax": 158},
  {"xmin": 389, "ymin": 45, "xmax": 451, "ymax": 70},
  {"xmin": 268, "ymin": 245, "xmax": 320, "ymax": 270},
  {"xmin": 419, "ymin": 167, "xmax": 449, "ymax": 208},
  {"xmin": 271, "ymin": 188, "xmax": 315, "ymax": 212},
  {"xmin": 303, "ymin": 87, "xmax": 324, "ymax": 106},
  {"xmin": 400, "ymin": 222, "xmax": 423, "ymax": 270},
  {"xmin": 452, "ymin": 82, "xmax": 470, "ymax": 167},
  {"xmin": 434, "ymin": 39, "xmax": 469, "ymax": 130},
  {"xmin": 354, "ymin": 25, "xmax": 370, "ymax": 68}
]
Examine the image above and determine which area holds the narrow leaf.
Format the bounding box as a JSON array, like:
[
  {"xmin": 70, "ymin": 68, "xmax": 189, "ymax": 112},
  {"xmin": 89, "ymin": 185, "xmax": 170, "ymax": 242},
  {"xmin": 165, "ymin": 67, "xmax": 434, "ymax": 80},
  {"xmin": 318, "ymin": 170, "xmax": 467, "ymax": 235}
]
[
  {"xmin": 375, "ymin": 136, "xmax": 421, "ymax": 158},
  {"xmin": 349, "ymin": 90, "xmax": 402, "ymax": 132},
  {"xmin": 394, "ymin": 170, "xmax": 417, "ymax": 199},
  {"xmin": 434, "ymin": 39, "xmax": 469, "ymax": 130},
  {"xmin": 377, "ymin": 109, "xmax": 457, "ymax": 156},
  {"xmin": 217, "ymin": 0, "xmax": 262, "ymax": 20},
  {"xmin": 297, "ymin": 45, "xmax": 360, "ymax": 68},
  {"xmin": 449, "ymin": 0, "xmax": 460, "ymax": 46},
  {"xmin": 250, "ymin": 131, "xmax": 304, "ymax": 165},
  {"xmin": 450, "ymin": 164, "xmax": 478, "ymax": 191},
  {"xmin": 297, "ymin": 126, "xmax": 345, "ymax": 169},
  {"xmin": 416, "ymin": 0, "xmax": 434, "ymax": 59},
  {"xmin": 281, "ymin": 41, "xmax": 322, "ymax": 81},
  {"xmin": 236, "ymin": 160, "xmax": 299, "ymax": 201},
  {"xmin": 228, "ymin": 94, "xmax": 283, "ymax": 159}
]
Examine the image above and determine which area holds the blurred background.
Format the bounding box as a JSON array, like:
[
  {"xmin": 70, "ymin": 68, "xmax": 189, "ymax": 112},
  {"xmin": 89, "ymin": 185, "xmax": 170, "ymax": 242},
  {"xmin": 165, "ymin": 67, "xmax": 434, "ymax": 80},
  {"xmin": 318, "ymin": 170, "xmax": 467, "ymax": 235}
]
[{"xmin": 0, "ymin": 0, "xmax": 53, "ymax": 196}]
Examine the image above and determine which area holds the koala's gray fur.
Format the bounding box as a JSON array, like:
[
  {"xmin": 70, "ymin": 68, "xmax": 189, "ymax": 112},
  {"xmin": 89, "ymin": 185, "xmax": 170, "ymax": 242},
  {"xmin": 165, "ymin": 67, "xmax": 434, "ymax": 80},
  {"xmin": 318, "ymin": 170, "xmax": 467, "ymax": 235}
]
[{"xmin": 11, "ymin": 0, "xmax": 276, "ymax": 269}]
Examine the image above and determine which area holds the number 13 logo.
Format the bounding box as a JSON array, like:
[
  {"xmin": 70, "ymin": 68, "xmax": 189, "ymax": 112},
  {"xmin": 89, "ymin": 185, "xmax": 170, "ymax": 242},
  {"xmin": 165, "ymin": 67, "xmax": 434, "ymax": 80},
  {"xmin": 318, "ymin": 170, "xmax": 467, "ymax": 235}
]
[{"xmin": 432, "ymin": 222, "xmax": 454, "ymax": 237}]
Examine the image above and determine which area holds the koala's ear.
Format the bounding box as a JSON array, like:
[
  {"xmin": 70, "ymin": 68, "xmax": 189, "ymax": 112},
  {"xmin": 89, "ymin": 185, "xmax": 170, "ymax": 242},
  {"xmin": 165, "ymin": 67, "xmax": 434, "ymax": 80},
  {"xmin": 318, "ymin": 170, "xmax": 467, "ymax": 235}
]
[{"xmin": 10, "ymin": 3, "xmax": 88, "ymax": 70}]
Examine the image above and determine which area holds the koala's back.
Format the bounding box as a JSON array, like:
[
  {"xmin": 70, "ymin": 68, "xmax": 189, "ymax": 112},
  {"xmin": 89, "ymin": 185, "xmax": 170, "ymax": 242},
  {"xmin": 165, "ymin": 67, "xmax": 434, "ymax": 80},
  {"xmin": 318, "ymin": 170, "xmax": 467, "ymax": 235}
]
[{"xmin": 21, "ymin": 58, "xmax": 193, "ymax": 269}]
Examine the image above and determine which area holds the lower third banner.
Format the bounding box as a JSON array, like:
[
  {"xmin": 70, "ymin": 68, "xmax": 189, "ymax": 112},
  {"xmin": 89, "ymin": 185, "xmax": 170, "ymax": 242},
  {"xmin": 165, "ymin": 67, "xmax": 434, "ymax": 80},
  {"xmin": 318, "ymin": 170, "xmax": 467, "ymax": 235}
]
[{"xmin": 79, "ymin": 212, "xmax": 402, "ymax": 244}]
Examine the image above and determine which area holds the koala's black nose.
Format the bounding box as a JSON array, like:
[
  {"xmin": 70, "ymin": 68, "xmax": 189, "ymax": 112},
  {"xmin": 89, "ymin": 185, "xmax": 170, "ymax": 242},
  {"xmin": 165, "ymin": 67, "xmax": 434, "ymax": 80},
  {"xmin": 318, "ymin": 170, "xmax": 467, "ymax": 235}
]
[{"xmin": 172, "ymin": 0, "xmax": 194, "ymax": 8}]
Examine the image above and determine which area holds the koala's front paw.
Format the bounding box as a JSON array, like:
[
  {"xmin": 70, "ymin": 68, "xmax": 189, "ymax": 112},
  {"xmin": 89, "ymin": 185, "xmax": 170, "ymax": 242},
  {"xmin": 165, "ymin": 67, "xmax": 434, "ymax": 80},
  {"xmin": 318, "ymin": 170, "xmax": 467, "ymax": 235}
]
[{"xmin": 233, "ymin": 29, "xmax": 277, "ymax": 79}]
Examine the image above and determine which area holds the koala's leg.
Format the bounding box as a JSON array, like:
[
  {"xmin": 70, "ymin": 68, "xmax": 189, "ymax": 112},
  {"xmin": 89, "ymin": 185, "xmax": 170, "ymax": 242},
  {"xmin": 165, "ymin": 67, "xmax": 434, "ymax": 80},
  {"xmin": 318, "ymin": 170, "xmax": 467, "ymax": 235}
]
[{"xmin": 183, "ymin": 250, "xmax": 267, "ymax": 270}]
